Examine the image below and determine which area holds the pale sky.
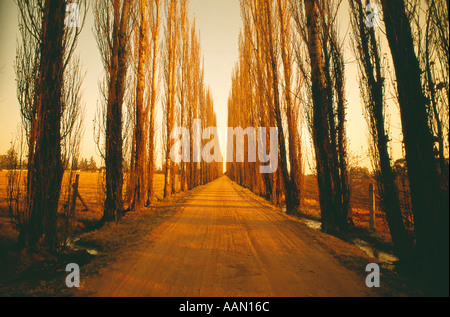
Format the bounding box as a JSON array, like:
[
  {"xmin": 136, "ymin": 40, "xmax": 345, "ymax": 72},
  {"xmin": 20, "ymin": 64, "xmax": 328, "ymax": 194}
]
[{"xmin": 0, "ymin": 0, "xmax": 404, "ymax": 172}]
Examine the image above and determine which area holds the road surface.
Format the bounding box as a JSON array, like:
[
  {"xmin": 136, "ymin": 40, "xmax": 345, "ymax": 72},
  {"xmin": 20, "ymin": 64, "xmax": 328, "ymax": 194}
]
[{"xmin": 81, "ymin": 176, "xmax": 376, "ymax": 297}]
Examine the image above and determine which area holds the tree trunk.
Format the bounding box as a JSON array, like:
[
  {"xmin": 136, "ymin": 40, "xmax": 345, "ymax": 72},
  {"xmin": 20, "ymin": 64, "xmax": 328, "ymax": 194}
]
[
  {"xmin": 164, "ymin": 0, "xmax": 178, "ymax": 198},
  {"xmin": 132, "ymin": 0, "xmax": 149, "ymax": 211},
  {"xmin": 104, "ymin": 0, "xmax": 131, "ymax": 223},
  {"xmin": 147, "ymin": 0, "xmax": 160, "ymax": 206},
  {"xmin": 304, "ymin": 0, "xmax": 339, "ymax": 233},
  {"xmin": 27, "ymin": 0, "xmax": 66, "ymax": 251},
  {"xmin": 330, "ymin": 33, "xmax": 352, "ymax": 231}
]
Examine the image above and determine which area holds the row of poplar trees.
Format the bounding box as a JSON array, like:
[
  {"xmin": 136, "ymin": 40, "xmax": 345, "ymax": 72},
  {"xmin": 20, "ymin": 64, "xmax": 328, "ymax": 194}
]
[
  {"xmin": 94, "ymin": 0, "xmax": 222, "ymax": 223},
  {"xmin": 227, "ymin": 0, "xmax": 448, "ymax": 293},
  {"xmin": 228, "ymin": 0, "xmax": 352, "ymax": 231},
  {"xmin": 95, "ymin": 0, "xmax": 223, "ymax": 222},
  {"xmin": 94, "ymin": 0, "xmax": 223, "ymax": 222},
  {"xmin": 14, "ymin": 0, "xmax": 222, "ymax": 253}
]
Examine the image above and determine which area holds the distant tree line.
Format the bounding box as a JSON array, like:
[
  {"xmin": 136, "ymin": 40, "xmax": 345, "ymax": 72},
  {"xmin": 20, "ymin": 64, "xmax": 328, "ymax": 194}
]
[
  {"xmin": 0, "ymin": 148, "xmax": 21, "ymax": 170},
  {"xmin": 72, "ymin": 157, "xmax": 98, "ymax": 172}
]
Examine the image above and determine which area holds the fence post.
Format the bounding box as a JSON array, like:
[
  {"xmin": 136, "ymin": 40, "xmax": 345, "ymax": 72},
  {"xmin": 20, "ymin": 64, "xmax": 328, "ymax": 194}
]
[
  {"xmin": 77, "ymin": 188, "xmax": 89, "ymax": 211},
  {"xmin": 369, "ymin": 183, "xmax": 376, "ymax": 231},
  {"xmin": 69, "ymin": 174, "xmax": 80, "ymax": 218}
]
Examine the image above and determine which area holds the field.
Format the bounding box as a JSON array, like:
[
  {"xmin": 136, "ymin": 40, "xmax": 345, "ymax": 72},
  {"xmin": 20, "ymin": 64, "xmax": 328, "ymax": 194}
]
[
  {"xmin": 0, "ymin": 171, "xmax": 181, "ymax": 242},
  {"xmin": 0, "ymin": 170, "xmax": 396, "ymax": 243}
]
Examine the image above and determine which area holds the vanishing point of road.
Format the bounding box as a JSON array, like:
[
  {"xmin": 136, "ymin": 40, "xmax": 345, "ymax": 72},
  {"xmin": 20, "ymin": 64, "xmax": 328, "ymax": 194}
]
[{"xmin": 81, "ymin": 176, "xmax": 376, "ymax": 297}]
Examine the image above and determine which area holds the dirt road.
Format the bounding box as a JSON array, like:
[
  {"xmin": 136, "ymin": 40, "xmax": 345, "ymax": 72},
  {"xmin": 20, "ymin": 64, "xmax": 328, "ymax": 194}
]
[{"xmin": 80, "ymin": 176, "xmax": 377, "ymax": 297}]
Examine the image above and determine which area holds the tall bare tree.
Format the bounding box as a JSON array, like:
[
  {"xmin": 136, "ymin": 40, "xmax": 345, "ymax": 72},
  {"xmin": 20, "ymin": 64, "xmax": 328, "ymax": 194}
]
[
  {"xmin": 290, "ymin": 0, "xmax": 352, "ymax": 232},
  {"xmin": 15, "ymin": 0, "xmax": 86, "ymax": 251},
  {"xmin": 187, "ymin": 21, "xmax": 201, "ymax": 190},
  {"xmin": 276, "ymin": 0, "xmax": 303, "ymax": 212},
  {"xmin": 380, "ymin": 0, "xmax": 449, "ymax": 291},
  {"xmin": 163, "ymin": 0, "xmax": 180, "ymax": 198},
  {"xmin": 94, "ymin": 0, "xmax": 133, "ymax": 223},
  {"xmin": 178, "ymin": 0, "xmax": 189, "ymax": 191},
  {"xmin": 349, "ymin": 0, "xmax": 413, "ymax": 263},
  {"xmin": 146, "ymin": 0, "xmax": 161, "ymax": 205},
  {"xmin": 301, "ymin": 0, "xmax": 338, "ymax": 232},
  {"xmin": 129, "ymin": 0, "xmax": 150, "ymax": 211}
]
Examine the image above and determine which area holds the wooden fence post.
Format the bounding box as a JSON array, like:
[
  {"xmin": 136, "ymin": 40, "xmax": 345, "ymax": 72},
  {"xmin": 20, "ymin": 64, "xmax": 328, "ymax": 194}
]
[
  {"xmin": 69, "ymin": 174, "xmax": 80, "ymax": 218},
  {"xmin": 77, "ymin": 188, "xmax": 89, "ymax": 211}
]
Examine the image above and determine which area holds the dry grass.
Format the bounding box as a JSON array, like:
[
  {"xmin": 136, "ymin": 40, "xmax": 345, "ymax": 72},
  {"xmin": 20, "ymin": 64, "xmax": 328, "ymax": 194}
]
[
  {"xmin": 0, "ymin": 171, "xmax": 9, "ymax": 215},
  {"xmin": 0, "ymin": 171, "xmax": 180, "ymax": 241}
]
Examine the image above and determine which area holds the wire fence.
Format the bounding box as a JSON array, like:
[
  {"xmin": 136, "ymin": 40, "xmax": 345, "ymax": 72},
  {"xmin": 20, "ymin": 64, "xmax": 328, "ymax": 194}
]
[{"xmin": 301, "ymin": 172, "xmax": 414, "ymax": 238}]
